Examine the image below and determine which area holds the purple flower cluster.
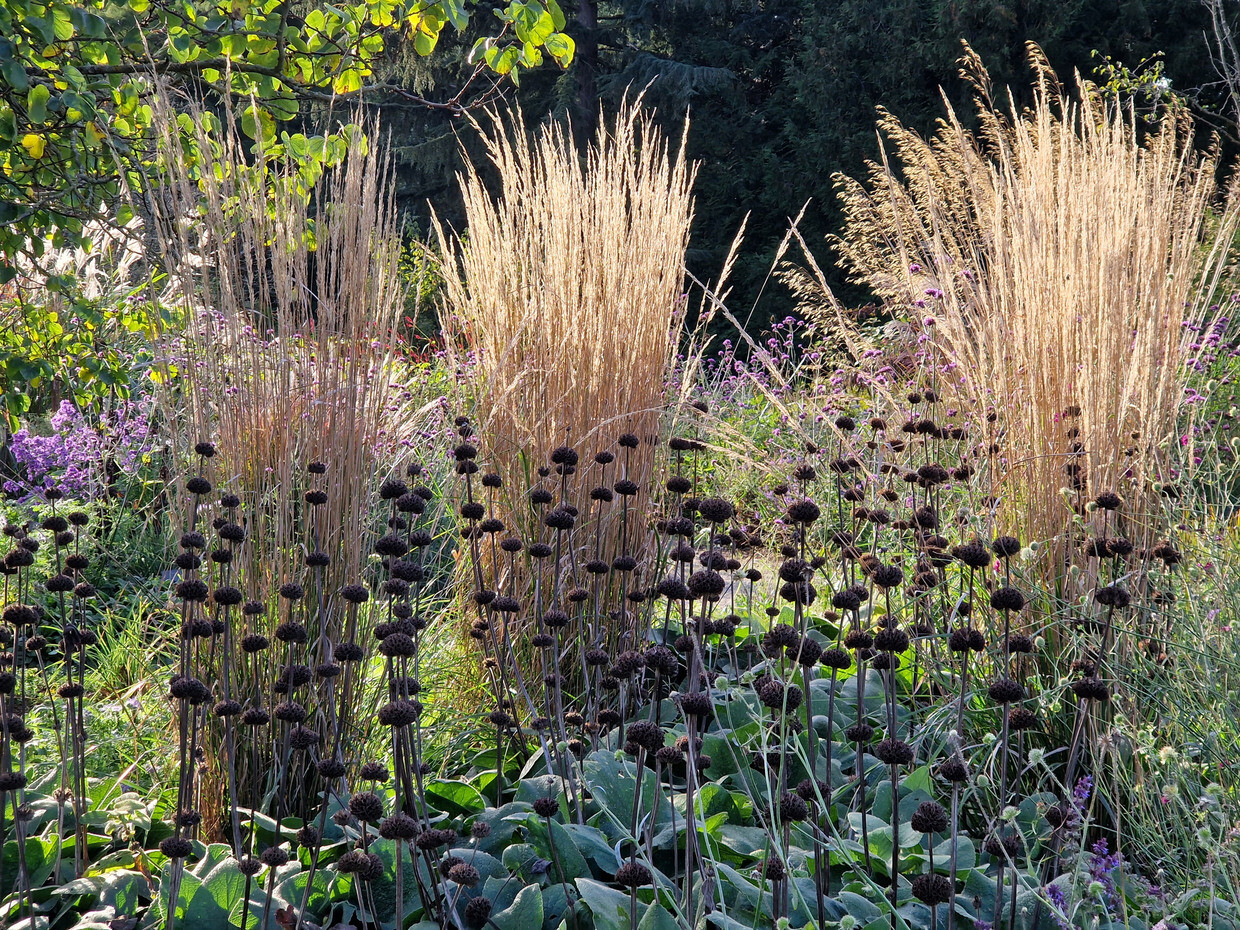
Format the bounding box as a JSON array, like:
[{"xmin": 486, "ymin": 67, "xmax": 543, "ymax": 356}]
[
  {"xmin": 5, "ymin": 399, "xmax": 153, "ymax": 500},
  {"xmin": 1088, "ymin": 838, "xmax": 1122, "ymax": 910},
  {"xmin": 1044, "ymin": 882, "xmax": 1070, "ymax": 930}
]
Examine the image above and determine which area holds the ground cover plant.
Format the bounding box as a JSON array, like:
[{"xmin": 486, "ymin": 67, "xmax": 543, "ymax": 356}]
[{"xmin": 3, "ymin": 44, "xmax": 1240, "ymax": 930}]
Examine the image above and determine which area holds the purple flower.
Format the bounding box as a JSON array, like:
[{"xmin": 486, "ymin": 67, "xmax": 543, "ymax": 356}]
[
  {"xmin": 1088, "ymin": 839, "xmax": 1121, "ymax": 910},
  {"xmin": 7, "ymin": 398, "xmax": 153, "ymax": 500},
  {"xmin": 1044, "ymin": 883, "xmax": 1070, "ymax": 930}
]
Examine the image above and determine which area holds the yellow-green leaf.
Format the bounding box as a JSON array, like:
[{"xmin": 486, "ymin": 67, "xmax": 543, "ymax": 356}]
[{"xmin": 20, "ymin": 133, "xmax": 45, "ymax": 158}]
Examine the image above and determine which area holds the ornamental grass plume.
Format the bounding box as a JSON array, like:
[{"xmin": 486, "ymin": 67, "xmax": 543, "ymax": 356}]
[
  {"xmin": 143, "ymin": 94, "xmax": 414, "ymax": 605},
  {"xmin": 141, "ymin": 97, "xmax": 417, "ymax": 816},
  {"xmin": 828, "ymin": 43, "xmax": 1240, "ymax": 574},
  {"xmin": 434, "ymin": 99, "xmax": 695, "ymax": 595}
]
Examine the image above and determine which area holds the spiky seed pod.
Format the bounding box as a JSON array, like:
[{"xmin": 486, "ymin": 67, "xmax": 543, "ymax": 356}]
[
  {"xmin": 820, "ymin": 647, "xmax": 852, "ymax": 670},
  {"xmin": 45, "ymin": 574, "xmax": 74, "ymax": 593},
  {"xmin": 159, "ymin": 836, "xmax": 193, "ymax": 859},
  {"xmin": 276, "ymin": 581, "xmax": 304, "ymax": 601},
  {"xmin": 990, "ymin": 586, "xmax": 1025, "ymax": 612},
  {"xmin": 532, "ymin": 797, "xmax": 559, "ymax": 818},
  {"xmin": 1094, "ymin": 490, "xmax": 1122, "ymax": 511},
  {"xmin": 948, "ymin": 628, "xmax": 972, "ymax": 652},
  {"xmin": 616, "ymin": 862, "xmax": 653, "ymax": 888},
  {"xmin": 762, "ymin": 857, "xmax": 787, "ymax": 882},
  {"xmin": 275, "ymin": 622, "xmax": 308, "ymax": 644},
  {"xmin": 1072, "ymin": 677, "xmax": 1110, "ymax": 702},
  {"xmin": 911, "ymin": 801, "xmax": 949, "ymax": 834},
  {"xmin": 645, "ymin": 646, "xmax": 678, "ymax": 675},
  {"xmin": 448, "ymin": 863, "xmax": 481, "ymax": 887},
  {"xmin": 241, "ymin": 708, "xmax": 271, "ymax": 727},
  {"xmin": 612, "ymin": 555, "xmax": 638, "ymax": 574},
  {"xmin": 1095, "ymin": 585, "xmax": 1131, "ymax": 609},
  {"xmin": 316, "ymin": 759, "xmax": 346, "ymax": 778},
  {"xmin": 873, "ymin": 564, "xmax": 904, "ymax": 589},
  {"xmin": 289, "ymin": 726, "xmax": 319, "ymax": 751},
  {"xmin": 463, "ymin": 896, "xmax": 494, "ymax": 930},
  {"xmin": 912, "ymin": 873, "xmax": 953, "ymax": 906},
  {"xmin": 988, "ymin": 678, "xmax": 1025, "ymax": 704},
  {"xmin": 359, "ymin": 763, "xmax": 386, "ymax": 788},
  {"xmin": 1152, "ymin": 542, "xmax": 1181, "ymax": 565},
  {"xmin": 843, "ymin": 630, "xmax": 873, "ymax": 651},
  {"xmin": 832, "ymin": 590, "xmax": 862, "ymax": 612},
  {"xmin": 698, "ymin": 497, "xmax": 735, "ymax": 524},
  {"xmin": 273, "ymin": 701, "xmax": 306, "ymax": 723},
  {"xmin": 378, "ymin": 633, "xmax": 416, "ymax": 658},
  {"xmin": 780, "ymin": 792, "xmax": 810, "ymax": 823},
  {"xmin": 984, "ymin": 833, "xmax": 1022, "ymax": 858},
  {"xmin": 40, "ymin": 515, "xmax": 69, "ymax": 534},
  {"xmin": 256, "ymin": 845, "xmax": 291, "ymax": 869},
  {"xmin": 334, "ymin": 642, "xmax": 364, "ymax": 662},
  {"xmin": 378, "ymin": 699, "xmax": 421, "ymax": 727},
  {"xmin": 874, "ymin": 738, "xmax": 914, "ymax": 766},
  {"xmin": 543, "ymin": 507, "xmax": 575, "ymax": 531},
  {"xmin": 379, "ymin": 812, "xmax": 418, "ymax": 840},
  {"xmin": 1108, "ymin": 537, "xmax": 1134, "ymax": 557},
  {"xmin": 1006, "ymin": 634, "xmax": 1034, "ymax": 654},
  {"xmin": 794, "ymin": 637, "xmax": 823, "ymax": 667},
  {"xmin": 4, "ymin": 549, "xmax": 35, "ymax": 570},
  {"xmin": 186, "ymin": 477, "xmax": 212, "ymax": 496},
  {"xmin": 627, "ymin": 720, "xmax": 665, "ymax": 752},
  {"xmin": 348, "ymin": 791, "xmax": 384, "ymax": 823},
  {"xmin": 611, "ymin": 651, "xmax": 645, "ymax": 678},
  {"xmin": 786, "ymin": 498, "xmax": 821, "ymax": 524},
  {"xmin": 991, "ymin": 535, "xmax": 1021, "ymax": 559},
  {"xmin": 237, "ymin": 856, "xmax": 263, "ymax": 876},
  {"xmin": 687, "ymin": 569, "xmax": 726, "ymax": 599},
  {"xmin": 655, "ymin": 577, "xmax": 690, "ymax": 602},
  {"xmin": 874, "ymin": 627, "xmax": 909, "ymax": 653},
  {"xmin": 213, "ymin": 586, "xmax": 243, "ymax": 607},
  {"xmin": 597, "ymin": 709, "xmax": 621, "ymax": 730},
  {"xmin": 175, "ymin": 579, "xmax": 209, "ymax": 602},
  {"xmin": 951, "ymin": 542, "xmax": 991, "ymax": 569},
  {"xmin": 1007, "ymin": 707, "xmax": 1038, "ymax": 730},
  {"xmin": 677, "ymin": 691, "xmax": 713, "ymax": 718}
]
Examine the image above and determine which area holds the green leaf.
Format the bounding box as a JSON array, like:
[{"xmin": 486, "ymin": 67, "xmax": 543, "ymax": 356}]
[
  {"xmin": 514, "ymin": 8, "xmax": 555, "ymax": 46},
  {"xmin": 27, "ymin": 84, "xmax": 50, "ymax": 124},
  {"xmin": 534, "ymin": 817, "xmax": 589, "ymax": 880},
  {"xmin": 637, "ymin": 904, "xmax": 680, "ymax": 930},
  {"xmin": 491, "ymin": 883, "xmax": 544, "ymax": 930},
  {"xmin": 575, "ymin": 878, "xmax": 637, "ymax": 930},
  {"xmin": 545, "ymin": 0, "xmax": 566, "ymax": 30},
  {"xmin": 413, "ymin": 27, "xmax": 439, "ymax": 55},
  {"xmin": 544, "ymin": 32, "xmax": 574, "ymax": 68},
  {"xmin": 1, "ymin": 59, "xmax": 28, "ymax": 92}
]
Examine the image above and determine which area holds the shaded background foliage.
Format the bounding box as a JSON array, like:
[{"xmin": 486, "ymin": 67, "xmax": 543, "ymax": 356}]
[{"xmin": 349, "ymin": 0, "xmax": 1225, "ymax": 329}]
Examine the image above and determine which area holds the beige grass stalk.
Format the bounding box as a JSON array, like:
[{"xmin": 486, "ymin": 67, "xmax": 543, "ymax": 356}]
[
  {"xmin": 831, "ymin": 44, "xmax": 1239, "ymax": 566},
  {"xmin": 145, "ymin": 106, "xmax": 410, "ymax": 605},
  {"xmin": 140, "ymin": 97, "xmax": 413, "ymax": 816},
  {"xmin": 434, "ymin": 101, "xmax": 695, "ymax": 579}
]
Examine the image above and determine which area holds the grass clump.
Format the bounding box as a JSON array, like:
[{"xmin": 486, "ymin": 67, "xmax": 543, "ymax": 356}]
[{"xmin": 833, "ymin": 43, "xmax": 1240, "ymax": 567}]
